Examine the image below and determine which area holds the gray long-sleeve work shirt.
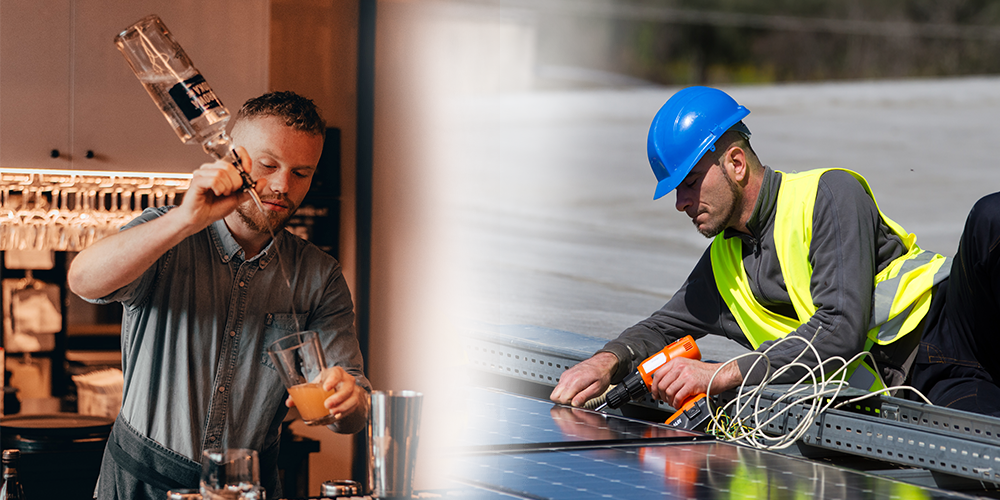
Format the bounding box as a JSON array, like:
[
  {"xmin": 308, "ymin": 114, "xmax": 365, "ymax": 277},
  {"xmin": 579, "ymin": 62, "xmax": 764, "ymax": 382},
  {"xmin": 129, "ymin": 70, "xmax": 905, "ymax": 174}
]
[{"xmin": 600, "ymin": 167, "xmax": 909, "ymax": 385}]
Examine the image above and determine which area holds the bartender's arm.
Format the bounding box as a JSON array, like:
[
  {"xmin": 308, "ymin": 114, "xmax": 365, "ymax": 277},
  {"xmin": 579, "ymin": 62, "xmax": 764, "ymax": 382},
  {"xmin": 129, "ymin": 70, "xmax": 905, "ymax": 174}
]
[{"xmin": 67, "ymin": 150, "xmax": 255, "ymax": 299}]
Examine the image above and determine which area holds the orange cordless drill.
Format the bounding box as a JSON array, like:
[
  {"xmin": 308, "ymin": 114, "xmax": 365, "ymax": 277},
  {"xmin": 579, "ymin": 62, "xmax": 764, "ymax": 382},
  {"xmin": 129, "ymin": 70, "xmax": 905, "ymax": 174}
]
[
  {"xmin": 597, "ymin": 335, "xmax": 713, "ymax": 430},
  {"xmin": 601, "ymin": 335, "xmax": 700, "ymax": 409}
]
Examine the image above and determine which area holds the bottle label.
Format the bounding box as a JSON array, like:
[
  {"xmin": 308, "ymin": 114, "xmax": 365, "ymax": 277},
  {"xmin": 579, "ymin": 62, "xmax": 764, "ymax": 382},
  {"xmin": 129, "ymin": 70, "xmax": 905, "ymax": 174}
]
[{"xmin": 168, "ymin": 74, "xmax": 222, "ymax": 121}]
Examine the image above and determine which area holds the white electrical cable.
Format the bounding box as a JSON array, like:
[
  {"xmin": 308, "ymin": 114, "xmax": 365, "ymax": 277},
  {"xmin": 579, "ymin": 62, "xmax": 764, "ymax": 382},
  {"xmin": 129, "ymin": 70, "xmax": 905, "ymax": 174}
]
[
  {"xmin": 702, "ymin": 331, "xmax": 933, "ymax": 451},
  {"xmin": 728, "ymin": 358, "xmax": 845, "ymax": 446}
]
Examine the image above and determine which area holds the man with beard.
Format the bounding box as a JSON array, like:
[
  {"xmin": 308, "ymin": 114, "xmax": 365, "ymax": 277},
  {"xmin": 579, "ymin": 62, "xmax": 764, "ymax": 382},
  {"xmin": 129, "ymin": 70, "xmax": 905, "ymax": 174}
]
[
  {"xmin": 551, "ymin": 86, "xmax": 949, "ymax": 411},
  {"xmin": 67, "ymin": 91, "xmax": 369, "ymax": 500}
]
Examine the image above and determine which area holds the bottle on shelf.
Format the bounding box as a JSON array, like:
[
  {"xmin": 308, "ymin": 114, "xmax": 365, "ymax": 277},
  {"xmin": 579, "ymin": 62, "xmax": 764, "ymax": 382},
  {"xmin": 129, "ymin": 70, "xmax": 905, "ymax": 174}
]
[{"xmin": 1, "ymin": 449, "xmax": 25, "ymax": 500}]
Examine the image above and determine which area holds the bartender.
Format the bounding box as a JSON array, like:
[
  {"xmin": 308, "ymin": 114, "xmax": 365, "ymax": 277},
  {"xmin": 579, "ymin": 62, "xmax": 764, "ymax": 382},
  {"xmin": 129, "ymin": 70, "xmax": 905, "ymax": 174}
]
[{"xmin": 67, "ymin": 91, "xmax": 371, "ymax": 500}]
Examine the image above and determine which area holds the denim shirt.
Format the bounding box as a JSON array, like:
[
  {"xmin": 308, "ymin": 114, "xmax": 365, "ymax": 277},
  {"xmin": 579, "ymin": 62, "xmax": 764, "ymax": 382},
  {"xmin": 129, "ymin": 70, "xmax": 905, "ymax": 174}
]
[{"xmin": 88, "ymin": 206, "xmax": 370, "ymax": 462}]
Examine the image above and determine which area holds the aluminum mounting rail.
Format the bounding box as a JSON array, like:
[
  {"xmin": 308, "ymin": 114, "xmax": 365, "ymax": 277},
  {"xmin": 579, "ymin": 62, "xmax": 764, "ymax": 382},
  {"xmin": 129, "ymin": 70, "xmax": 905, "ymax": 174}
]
[
  {"xmin": 464, "ymin": 323, "xmax": 1000, "ymax": 485},
  {"xmin": 719, "ymin": 385, "xmax": 1000, "ymax": 485}
]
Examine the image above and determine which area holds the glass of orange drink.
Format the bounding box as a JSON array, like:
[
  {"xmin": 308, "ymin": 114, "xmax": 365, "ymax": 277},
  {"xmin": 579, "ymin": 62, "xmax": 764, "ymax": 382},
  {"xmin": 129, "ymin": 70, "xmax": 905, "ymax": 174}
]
[{"xmin": 266, "ymin": 331, "xmax": 338, "ymax": 425}]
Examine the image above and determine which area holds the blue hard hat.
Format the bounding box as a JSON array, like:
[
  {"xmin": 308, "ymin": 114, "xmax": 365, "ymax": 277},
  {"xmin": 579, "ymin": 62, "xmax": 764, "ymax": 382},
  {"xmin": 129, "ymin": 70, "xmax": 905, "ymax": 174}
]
[{"xmin": 647, "ymin": 86, "xmax": 751, "ymax": 200}]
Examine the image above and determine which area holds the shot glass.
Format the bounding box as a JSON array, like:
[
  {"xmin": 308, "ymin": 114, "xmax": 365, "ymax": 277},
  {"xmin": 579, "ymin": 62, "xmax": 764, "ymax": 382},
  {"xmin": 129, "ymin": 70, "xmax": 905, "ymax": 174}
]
[{"xmin": 267, "ymin": 330, "xmax": 337, "ymax": 425}]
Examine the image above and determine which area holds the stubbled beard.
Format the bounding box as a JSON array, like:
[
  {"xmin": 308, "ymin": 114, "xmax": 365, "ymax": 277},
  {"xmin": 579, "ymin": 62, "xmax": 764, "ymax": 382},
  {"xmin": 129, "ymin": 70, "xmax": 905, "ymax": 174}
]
[
  {"xmin": 235, "ymin": 195, "xmax": 296, "ymax": 234},
  {"xmin": 695, "ymin": 166, "xmax": 742, "ymax": 238}
]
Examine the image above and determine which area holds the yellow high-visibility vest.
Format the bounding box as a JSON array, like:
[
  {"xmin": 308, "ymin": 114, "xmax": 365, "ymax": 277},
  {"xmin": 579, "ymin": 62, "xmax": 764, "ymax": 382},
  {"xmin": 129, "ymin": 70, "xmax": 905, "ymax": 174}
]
[{"xmin": 710, "ymin": 168, "xmax": 949, "ymax": 390}]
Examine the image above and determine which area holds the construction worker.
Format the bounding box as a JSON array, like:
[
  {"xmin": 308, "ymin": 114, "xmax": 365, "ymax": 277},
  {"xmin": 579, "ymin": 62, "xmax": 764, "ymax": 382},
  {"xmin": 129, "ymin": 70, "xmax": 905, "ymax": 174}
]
[{"xmin": 550, "ymin": 86, "xmax": 949, "ymax": 411}]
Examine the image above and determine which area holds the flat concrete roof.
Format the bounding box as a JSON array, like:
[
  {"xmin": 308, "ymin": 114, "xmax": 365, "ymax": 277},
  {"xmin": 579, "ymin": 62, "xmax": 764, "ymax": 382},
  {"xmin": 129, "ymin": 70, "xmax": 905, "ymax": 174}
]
[{"xmin": 441, "ymin": 76, "xmax": 1000, "ymax": 360}]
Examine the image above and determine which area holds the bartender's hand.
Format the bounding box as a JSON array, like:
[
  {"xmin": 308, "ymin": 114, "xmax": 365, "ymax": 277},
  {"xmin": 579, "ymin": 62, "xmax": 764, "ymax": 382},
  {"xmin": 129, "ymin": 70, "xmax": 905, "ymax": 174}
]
[
  {"xmin": 286, "ymin": 367, "xmax": 369, "ymax": 434},
  {"xmin": 67, "ymin": 146, "xmax": 263, "ymax": 300},
  {"xmin": 550, "ymin": 352, "xmax": 618, "ymax": 407},
  {"xmin": 173, "ymin": 146, "xmax": 261, "ymax": 232}
]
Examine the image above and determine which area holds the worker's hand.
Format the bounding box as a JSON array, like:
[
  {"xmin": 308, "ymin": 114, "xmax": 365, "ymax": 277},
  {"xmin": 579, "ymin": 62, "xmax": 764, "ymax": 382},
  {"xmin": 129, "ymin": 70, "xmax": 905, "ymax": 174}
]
[
  {"xmin": 173, "ymin": 146, "xmax": 255, "ymax": 232},
  {"xmin": 649, "ymin": 358, "xmax": 743, "ymax": 409},
  {"xmin": 550, "ymin": 352, "xmax": 618, "ymax": 407}
]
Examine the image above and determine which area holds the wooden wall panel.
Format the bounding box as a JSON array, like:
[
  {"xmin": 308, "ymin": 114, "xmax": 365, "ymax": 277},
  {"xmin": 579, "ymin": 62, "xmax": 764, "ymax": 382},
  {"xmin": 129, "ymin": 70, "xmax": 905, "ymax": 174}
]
[
  {"xmin": 270, "ymin": 0, "xmax": 359, "ymax": 290},
  {"xmin": 270, "ymin": 0, "xmax": 456, "ymax": 495},
  {"xmin": 369, "ymin": 0, "xmax": 455, "ymax": 489}
]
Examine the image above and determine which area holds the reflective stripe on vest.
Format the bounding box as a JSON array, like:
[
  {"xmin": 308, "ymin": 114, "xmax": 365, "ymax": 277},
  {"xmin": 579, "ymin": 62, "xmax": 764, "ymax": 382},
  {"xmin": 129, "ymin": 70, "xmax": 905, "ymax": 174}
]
[{"xmin": 710, "ymin": 169, "xmax": 949, "ymax": 388}]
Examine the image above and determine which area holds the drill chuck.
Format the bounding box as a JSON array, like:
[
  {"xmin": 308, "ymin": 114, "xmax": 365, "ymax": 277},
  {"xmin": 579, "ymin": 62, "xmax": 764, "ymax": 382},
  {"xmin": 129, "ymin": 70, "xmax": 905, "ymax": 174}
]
[
  {"xmin": 599, "ymin": 336, "xmax": 700, "ymax": 411},
  {"xmin": 605, "ymin": 372, "xmax": 648, "ymax": 409}
]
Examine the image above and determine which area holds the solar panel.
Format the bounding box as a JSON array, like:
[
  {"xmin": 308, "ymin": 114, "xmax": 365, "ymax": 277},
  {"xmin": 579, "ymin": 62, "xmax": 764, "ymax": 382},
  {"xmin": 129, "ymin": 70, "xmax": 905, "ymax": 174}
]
[
  {"xmin": 450, "ymin": 388, "xmax": 978, "ymax": 500},
  {"xmin": 457, "ymin": 388, "xmax": 704, "ymax": 452},
  {"xmin": 453, "ymin": 442, "xmax": 975, "ymax": 500}
]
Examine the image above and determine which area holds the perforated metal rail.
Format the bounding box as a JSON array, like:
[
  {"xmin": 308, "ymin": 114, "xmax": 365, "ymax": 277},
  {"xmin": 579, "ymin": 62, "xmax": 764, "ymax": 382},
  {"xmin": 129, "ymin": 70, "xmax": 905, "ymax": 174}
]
[
  {"xmin": 464, "ymin": 336, "xmax": 572, "ymax": 385},
  {"xmin": 463, "ymin": 323, "xmax": 676, "ymax": 412},
  {"xmin": 722, "ymin": 386, "xmax": 1000, "ymax": 484},
  {"xmin": 465, "ymin": 324, "xmax": 1000, "ymax": 485}
]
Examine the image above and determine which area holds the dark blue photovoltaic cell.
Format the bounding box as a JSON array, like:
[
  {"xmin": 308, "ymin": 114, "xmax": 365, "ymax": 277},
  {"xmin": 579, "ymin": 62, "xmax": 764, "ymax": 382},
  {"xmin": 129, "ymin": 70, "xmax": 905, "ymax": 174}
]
[
  {"xmin": 452, "ymin": 389, "xmax": 978, "ymax": 500},
  {"xmin": 457, "ymin": 388, "xmax": 700, "ymax": 449},
  {"xmin": 454, "ymin": 443, "xmax": 975, "ymax": 500}
]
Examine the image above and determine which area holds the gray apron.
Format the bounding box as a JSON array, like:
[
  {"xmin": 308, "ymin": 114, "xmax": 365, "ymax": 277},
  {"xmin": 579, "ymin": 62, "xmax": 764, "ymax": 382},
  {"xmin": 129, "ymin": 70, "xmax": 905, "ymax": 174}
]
[{"xmin": 96, "ymin": 417, "xmax": 281, "ymax": 499}]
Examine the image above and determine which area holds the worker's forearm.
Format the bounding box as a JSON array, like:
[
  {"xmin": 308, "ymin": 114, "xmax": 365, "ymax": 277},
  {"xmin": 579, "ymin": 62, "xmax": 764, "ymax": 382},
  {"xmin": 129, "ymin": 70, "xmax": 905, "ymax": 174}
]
[
  {"xmin": 711, "ymin": 361, "xmax": 744, "ymax": 394},
  {"xmin": 67, "ymin": 209, "xmax": 201, "ymax": 300}
]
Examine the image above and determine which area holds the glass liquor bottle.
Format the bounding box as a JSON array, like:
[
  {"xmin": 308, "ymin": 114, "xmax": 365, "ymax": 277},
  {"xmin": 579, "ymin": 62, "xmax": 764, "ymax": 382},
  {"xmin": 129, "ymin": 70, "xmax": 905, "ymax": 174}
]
[{"xmin": 113, "ymin": 14, "xmax": 255, "ymax": 193}]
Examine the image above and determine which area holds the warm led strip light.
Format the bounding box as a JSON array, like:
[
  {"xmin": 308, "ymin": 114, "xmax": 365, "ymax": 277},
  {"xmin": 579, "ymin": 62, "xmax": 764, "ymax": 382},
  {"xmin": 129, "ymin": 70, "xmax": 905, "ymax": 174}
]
[{"xmin": 0, "ymin": 167, "xmax": 192, "ymax": 187}]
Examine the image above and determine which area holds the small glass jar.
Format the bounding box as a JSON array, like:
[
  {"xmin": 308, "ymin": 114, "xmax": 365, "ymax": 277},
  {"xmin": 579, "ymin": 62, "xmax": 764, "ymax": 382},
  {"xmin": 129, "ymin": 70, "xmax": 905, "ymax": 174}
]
[{"xmin": 321, "ymin": 479, "xmax": 361, "ymax": 497}]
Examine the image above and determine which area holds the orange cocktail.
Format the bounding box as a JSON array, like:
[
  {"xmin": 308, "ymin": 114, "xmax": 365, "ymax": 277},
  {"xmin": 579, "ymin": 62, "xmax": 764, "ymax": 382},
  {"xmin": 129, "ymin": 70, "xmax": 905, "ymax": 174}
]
[
  {"xmin": 288, "ymin": 382, "xmax": 337, "ymax": 423},
  {"xmin": 267, "ymin": 331, "xmax": 339, "ymax": 426}
]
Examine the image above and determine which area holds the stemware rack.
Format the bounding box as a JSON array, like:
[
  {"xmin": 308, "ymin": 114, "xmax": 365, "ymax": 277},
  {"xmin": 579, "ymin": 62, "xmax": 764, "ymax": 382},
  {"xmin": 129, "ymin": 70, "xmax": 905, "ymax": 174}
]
[{"xmin": 0, "ymin": 168, "xmax": 192, "ymax": 252}]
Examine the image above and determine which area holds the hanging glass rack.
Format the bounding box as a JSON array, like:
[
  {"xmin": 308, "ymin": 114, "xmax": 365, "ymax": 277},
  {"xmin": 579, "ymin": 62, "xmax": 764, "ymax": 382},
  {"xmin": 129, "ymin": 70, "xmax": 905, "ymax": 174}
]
[{"xmin": 0, "ymin": 167, "xmax": 192, "ymax": 251}]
